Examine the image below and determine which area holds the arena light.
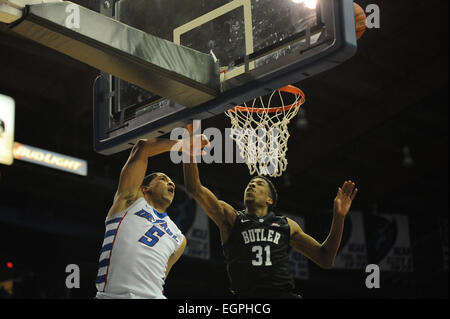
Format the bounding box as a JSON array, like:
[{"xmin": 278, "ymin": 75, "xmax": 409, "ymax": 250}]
[
  {"xmin": 292, "ymin": 0, "xmax": 317, "ymax": 9},
  {"xmin": 13, "ymin": 142, "xmax": 88, "ymax": 176},
  {"xmin": 0, "ymin": 94, "xmax": 15, "ymax": 166}
]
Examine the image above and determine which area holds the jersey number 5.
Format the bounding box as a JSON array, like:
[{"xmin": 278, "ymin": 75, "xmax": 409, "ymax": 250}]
[
  {"xmin": 252, "ymin": 245, "xmax": 272, "ymax": 266},
  {"xmin": 139, "ymin": 226, "xmax": 165, "ymax": 247}
]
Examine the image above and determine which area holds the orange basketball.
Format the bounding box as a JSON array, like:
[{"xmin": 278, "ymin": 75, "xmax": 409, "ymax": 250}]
[{"xmin": 354, "ymin": 2, "xmax": 366, "ymax": 40}]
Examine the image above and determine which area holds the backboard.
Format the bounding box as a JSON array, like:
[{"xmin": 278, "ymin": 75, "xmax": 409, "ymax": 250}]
[{"xmin": 93, "ymin": 0, "xmax": 357, "ymax": 154}]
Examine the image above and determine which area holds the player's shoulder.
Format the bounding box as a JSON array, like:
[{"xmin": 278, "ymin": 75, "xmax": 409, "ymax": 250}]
[
  {"xmin": 271, "ymin": 211, "xmax": 289, "ymax": 221},
  {"xmin": 218, "ymin": 200, "xmax": 239, "ymax": 217},
  {"xmin": 106, "ymin": 195, "xmax": 145, "ymax": 219},
  {"xmin": 218, "ymin": 200, "xmax": 235, "ymax": 209},
  {"xmin": 283, "ymin": 217, "xmax": 304, "ymax": 234},
  {"xmin": 268, "ymin": 213, "xmax": 295, "ymax": 230},
  {"xmin": 235, "ymin": 209, "xmax": 247, "ymax": 218}
]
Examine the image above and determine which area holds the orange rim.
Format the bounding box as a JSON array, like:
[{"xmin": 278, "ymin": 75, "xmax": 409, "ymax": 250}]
[{"xmin": 229, "ymin": 85, "xmax": 305, "ymax": 113}]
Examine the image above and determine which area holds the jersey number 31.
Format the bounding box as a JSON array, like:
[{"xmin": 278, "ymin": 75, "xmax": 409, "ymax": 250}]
[{"xmin": 252, "ymin": 245, "xmax": 272, "ymax": 266}]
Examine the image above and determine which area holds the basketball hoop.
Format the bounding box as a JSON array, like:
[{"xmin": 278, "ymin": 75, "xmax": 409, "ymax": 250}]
[{"xmin": 225, "ymin": 85, "xmax": 306, "ymax": 177}]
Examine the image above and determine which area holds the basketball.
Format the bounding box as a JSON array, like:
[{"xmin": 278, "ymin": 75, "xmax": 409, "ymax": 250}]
[{"xmin": 354, "ymin": 2, "xmax": 366, "ymax": 40}]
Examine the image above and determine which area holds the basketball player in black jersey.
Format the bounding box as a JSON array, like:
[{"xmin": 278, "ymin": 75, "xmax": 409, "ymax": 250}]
[{"xmin": 182, "ymin": 124, "xmax": 358, "ymax": 299}]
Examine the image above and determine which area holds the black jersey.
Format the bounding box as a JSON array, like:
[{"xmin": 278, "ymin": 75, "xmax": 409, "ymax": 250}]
[{"xmin": 222, "ymin": 210, "xmax": 295, "ymax": 297}]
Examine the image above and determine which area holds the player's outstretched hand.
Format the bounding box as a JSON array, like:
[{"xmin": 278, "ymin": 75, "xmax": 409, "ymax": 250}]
[
  {"xmin": 333, "ymin": 180, "xmax": 358, "ymax": 217},
  {"xmin": 181, "ymin": 123, "xmax": 210, "ymax": 157}
]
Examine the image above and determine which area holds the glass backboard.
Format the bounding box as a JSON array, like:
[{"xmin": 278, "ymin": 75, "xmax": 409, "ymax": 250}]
[{"xmin": 93, "ymin": 0, "xmax": 357, "ymax": 154}]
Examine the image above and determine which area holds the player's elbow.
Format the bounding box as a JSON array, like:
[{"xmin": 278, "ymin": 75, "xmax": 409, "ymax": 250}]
[
  {"xmin": 317, "ymin": 247, "xmax": 335, "ymax": 269},
  {"xmin": 320, "ymin": 260, "xmax": 334, "ymax": 270},
  {"xmin": 132, "ymin": 139, "xmax": 148, "ymax": 155},
  {"xmin": 181, "ymin": 238, "xmax": 187, "ymax": 254},
  {"xmin": 314, "ymin": 257, "xmax": 334, "ymax": 269},
  {"xmin": 129, "ymin": 138, "xmax": 158, "ymax": 160}
]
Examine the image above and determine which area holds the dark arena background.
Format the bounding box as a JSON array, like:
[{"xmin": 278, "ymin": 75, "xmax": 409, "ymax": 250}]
[{"xmin": 0, "ymin": 0, "xmax": 448, "ymax": 302}]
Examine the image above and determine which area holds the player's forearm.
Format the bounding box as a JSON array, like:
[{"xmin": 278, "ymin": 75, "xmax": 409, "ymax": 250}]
[
  {"xmin": 320, "ymin": 212, "xmax": 346, "ymax": 268},
  {"xmin": 137, "ymin": 138, "xmax": 181, "ymax": 159},
  {"xmin": 183, "ymin": 161, "xmax": 203, "ymax": 195}
]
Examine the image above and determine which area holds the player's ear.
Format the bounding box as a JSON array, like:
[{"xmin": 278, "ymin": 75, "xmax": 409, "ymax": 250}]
[
  {"xmin": 266, "ymin": 196, "xmax": 273, "ymax": 206},
  {"xmin": 141, "ymin": 185, "xmax": 150, "ymax": 193}
]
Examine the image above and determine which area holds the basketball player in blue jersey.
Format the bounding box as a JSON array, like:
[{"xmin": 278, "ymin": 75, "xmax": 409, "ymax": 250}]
[
  {"xmin": 182, "ymin": 124, "xmax": 358, "ymax": 299},
  {"xmin": 95, "ymin": 138, "xmax": 202, "ymax": 299}
]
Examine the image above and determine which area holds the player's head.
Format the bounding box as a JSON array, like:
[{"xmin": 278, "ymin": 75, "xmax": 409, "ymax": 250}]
[
  {"xmin": 244, "ymin": 176, "xmax": 278, "ymax": 211},
  {"xmin": 140, "ymin": 172, "xmax": 175, "ymax": 208}
]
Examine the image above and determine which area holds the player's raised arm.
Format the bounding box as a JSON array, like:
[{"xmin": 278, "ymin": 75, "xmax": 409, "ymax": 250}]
[
  {"xmin": 108, "ymin": 138, "xmax": 181, "ymax": 216},
  {"xmin": 288, "ymin": 180, "xmax": 358, "ymax": 269},
  {"xmin": 288, "ymin": 218, "xmax": 333, "ymax": 269},
  {"xmin": 182, "ymin": 124, "xmax": 236, "ymax": 239},
  {"xmin": 320, "ymin": 180, "xmax": 358, "ymax": 266}
]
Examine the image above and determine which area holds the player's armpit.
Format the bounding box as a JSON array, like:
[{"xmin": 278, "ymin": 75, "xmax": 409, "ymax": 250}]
[
  {"xmin": 107, "ymin": 192, "xmax": 140, "ymax": 218},
  {"xmin": 218, "ymin": 200, "xmax": 237, "ymax": 230},
  {"xmin": 287, "ymin": 218, "xmax": 332, "ymax": 269}
]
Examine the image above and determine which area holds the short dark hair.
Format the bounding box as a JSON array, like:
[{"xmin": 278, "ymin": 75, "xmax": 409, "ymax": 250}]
[
  {"xmin": 141, "ymin": 172, "xmax": 161, "ymax": 187},
  {"xmin": 250, "ymin": 175, "xmax": 278, "ymax": 210}
]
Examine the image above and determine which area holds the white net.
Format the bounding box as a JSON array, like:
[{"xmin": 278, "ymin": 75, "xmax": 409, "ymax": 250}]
[{"xmin": 225, "ymin": 86, "xmax": 305, "ymax": 177}]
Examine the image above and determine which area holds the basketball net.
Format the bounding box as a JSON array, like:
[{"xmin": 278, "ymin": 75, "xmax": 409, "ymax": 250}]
[{"xmin": 225, "ymin": 86, "xmax": 305, "ymax": 177}]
